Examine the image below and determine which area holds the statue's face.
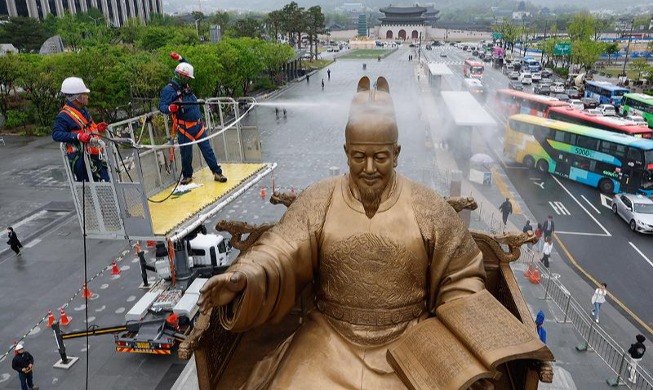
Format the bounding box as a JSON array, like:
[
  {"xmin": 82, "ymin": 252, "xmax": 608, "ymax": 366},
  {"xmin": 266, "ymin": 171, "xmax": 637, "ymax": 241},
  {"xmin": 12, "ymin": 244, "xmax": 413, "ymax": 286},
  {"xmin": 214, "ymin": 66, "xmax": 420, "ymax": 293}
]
[{"xmin": 345, "ymin": 142, "xmax": 398, "ymax": 194}]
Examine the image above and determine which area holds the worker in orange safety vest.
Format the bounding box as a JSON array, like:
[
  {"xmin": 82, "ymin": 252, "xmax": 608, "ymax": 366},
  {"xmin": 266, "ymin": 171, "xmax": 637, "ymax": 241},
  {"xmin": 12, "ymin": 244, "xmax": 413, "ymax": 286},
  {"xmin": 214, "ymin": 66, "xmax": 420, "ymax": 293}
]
[
  {"xmin": 159, "ymin": 52, "xmax": 227, "ymax": 185},
  {"xmin": 51, "ymin": 77, "xmax": 110, "ymax": 182}
]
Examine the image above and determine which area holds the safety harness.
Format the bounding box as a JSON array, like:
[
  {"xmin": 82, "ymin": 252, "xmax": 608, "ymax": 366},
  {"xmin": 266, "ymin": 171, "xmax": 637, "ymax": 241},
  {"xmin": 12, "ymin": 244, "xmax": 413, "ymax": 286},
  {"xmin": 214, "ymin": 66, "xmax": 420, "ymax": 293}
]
[
  {"xmin": 59, "ymin": 105, "xmax": 102, "ymax": 155},
  {"xmin": 168, "ymin": 82, "xmax": 205, "ymax": 141}
]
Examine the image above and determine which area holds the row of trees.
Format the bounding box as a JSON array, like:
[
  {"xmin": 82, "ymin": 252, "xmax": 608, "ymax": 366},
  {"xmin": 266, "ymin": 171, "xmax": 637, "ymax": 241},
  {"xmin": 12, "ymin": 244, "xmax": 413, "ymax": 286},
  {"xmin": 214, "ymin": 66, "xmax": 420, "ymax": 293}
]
[
  {"xmin": 493, "ymin": 12, "xmax": 653, "ymax": 81},
  {"xmin": 0, "ymin": 39, "xmax": 294, "ymax": 134}
]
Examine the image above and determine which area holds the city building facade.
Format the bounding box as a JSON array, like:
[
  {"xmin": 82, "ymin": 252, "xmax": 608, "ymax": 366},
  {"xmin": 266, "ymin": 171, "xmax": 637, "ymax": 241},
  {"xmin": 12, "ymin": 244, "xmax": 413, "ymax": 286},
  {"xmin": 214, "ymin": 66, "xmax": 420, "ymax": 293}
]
[{"xmin": 0, "ymin": 0, "xmax": 163, "ymax": 27}]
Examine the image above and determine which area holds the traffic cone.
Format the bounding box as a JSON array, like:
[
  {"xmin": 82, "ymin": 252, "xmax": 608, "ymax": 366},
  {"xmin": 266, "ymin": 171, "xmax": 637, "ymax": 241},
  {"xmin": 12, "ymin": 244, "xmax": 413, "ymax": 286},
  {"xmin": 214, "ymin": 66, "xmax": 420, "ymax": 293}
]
[
  {"xmin": 59, "ymin": 307, "xmax": 71, "ymax": 326},
  {"xmin": 146, "ymin": 240, "xmax": 156, "ymax": 248},
  {"xmin": 260, "ymin": 186, "xmax": 266, "ymax": 200},
  {"xmin": 111, "ymin": 260, "xmax": 121, "ymax": 275},
  {"xmin": 46, "ymin": 310, "xmax": 55, "ymax": 327},
  {"xmin": 81, "ymin": 282, "xmax": 93, "ymax": 299},
  {"xmin": 529, "ymin": 268, "xmax": 541, "ymax": 284},
  {"xmin": 166, "ymin": 313, "xmax": 179, "ymax": 329},
  {"xmin": 524, "ymin": 264, "xmax": 533, "ymax": 278}
]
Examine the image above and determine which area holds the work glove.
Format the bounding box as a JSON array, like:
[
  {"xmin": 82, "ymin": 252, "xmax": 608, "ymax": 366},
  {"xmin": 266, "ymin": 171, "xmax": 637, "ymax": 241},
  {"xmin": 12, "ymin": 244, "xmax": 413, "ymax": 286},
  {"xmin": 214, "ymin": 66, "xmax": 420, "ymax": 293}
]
[
  {"xmin": 170, "ymin": 52, "xmax": 181, "ymax": 61},
  {"xmin": 168, "ymin": 104, "xmax": 179, "ymax": 113},
  {"xmin": 96, "ymin": 122, "xmax": 108, "ymax": 133},
  {"xmin": 77, "ymin": 132, "xmax": 92, "ymax": 143}
]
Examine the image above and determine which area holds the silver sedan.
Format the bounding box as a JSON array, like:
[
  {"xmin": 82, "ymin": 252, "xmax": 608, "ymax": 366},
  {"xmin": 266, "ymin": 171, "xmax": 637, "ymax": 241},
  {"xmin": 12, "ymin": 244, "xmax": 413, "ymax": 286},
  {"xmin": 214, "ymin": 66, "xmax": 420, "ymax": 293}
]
[{"xmin": 612, "ymin": 193, "xmax": 653, "ymax": 233}]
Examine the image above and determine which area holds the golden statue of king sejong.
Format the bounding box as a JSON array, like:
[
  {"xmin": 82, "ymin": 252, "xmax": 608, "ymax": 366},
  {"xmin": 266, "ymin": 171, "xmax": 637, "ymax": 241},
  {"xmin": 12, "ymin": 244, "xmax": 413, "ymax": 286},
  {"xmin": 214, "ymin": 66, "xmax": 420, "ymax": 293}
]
[{"xmin": 197, "ymin": 77, "xmax": 553, "ymax": 390}]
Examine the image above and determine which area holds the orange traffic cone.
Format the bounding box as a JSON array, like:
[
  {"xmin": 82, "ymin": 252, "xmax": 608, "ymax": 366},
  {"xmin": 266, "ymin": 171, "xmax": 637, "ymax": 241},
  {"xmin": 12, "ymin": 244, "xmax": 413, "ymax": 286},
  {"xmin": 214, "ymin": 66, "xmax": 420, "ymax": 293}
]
[
  {"xmin": 166, "ymin": 313, "xmax": 179, "ymax": 329},
  {"xmin": 524, "ymin": 264, "xmax": 533, "ymax": 278},
  {"xmin": 260, "ymin": 186, "xmax": 266, "ymax": 200},
  {"xmin": 81, "ymin": 282, "xmax": 93, "ymax": 299},
  {"xmin": 46, "ymin": 310, "xmax": 55, "ymax": 327},
  {"xmin": 111, "ymin": 260, "xmax": 121, "ymax": 275},
  {"xmin": 59, "ymin": 307, "xmax": 71, "ymax": 326},
  {"xmin": 146, "ymin": 240, "xmax": 156, "ymax": 248},
  {"xmin": 529, "ymin": 268, "xmax": 541, "ymax": 284}
]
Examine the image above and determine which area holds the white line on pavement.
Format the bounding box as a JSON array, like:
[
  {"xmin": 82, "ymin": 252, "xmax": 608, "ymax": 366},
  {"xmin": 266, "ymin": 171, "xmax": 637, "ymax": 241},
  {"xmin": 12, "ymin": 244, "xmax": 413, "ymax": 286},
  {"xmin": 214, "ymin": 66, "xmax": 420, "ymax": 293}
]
[
  {"xmin": 629, "ymin": 242, "xmax": 653, "ymax": 268},
  {"xmin": 551, "ymin": 176, "xmax": 612, "ymax": 237},
  {"xmin": 24, "ymin": 238, "xmax": 41, "ymax": 248},
  {"xmin": 580, "ymin": 195, "xmax": 601, "ymax": 214},
  {"xmin": 556, "ymin": 231, "xmax": 609, "ymax": 236}
]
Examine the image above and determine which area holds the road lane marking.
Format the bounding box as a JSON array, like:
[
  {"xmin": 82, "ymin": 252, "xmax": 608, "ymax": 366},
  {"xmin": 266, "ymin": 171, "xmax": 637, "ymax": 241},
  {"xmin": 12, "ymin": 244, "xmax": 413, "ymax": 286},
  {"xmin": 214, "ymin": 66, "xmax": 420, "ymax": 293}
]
[
  {"xmin": 551, "ymin": 176, "xmax": 611, "ymax": 237},
  {"xmin": 629, "ymin": 242, "xmax": 653, "ymax": 268},
  {"xmin": 553, "ymin": 234, "xmax": 653, "ymax": 336},
  {"xmin": 549, "ymin": 201, "xmax": 571, "ymax": 215},
  {"xmin": 24, "ymin": 238, "xmax": 41, "ymax": 248},
  {"xmin": 555, "ymin": 231, "xmax": 609, "ymax": 236},
  {"xmin": 580, "ymin": 195, "xmax": 601, "ymax": 214},
  {"xmin": 600, "ymin": 194, "xmax": 613, "ymax": 210}
]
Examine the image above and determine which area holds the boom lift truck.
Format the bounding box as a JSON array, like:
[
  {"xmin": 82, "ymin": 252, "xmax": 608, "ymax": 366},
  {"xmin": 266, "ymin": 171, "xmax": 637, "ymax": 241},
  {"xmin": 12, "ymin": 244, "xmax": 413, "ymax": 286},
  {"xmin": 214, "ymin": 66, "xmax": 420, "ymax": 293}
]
[{"xmin": 57, "ymin": 97, "xmax": 275, "ymax": 355}]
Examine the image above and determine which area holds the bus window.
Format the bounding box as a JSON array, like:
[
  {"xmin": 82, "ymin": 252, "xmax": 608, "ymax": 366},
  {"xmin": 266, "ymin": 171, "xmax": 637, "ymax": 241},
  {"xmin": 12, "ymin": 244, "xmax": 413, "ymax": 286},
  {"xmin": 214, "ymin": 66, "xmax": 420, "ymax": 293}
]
[
  {"xmin": 577, "ymin": 136, "xmax": 598, "ymax": 150},
  {"xmin": 554, "ymin": 130, "xmax": 565, "ymax": 142},
  {"xmin": 627, "ymin": 147, "xmax": 643, "ymax": 161}
]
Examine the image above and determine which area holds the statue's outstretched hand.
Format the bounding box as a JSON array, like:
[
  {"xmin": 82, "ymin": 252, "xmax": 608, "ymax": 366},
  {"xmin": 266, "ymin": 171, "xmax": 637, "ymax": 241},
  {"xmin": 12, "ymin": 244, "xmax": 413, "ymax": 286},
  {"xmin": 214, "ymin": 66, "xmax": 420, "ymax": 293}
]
[{"xmin": 198, "ymin": 271, "xmax": 246, "ymax": 315}]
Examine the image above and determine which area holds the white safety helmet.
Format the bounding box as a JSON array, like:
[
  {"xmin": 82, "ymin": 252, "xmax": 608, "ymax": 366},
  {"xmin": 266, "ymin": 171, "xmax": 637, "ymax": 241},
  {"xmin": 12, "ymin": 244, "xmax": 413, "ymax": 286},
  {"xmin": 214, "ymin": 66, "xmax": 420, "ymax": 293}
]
[
  {"xmin": 174, "ymin": 63, "xmax": 195, "ymax": 79},
  {"xmin": 61, "ymin": 77, "xmax": 90, "ymax": 94},
  {"xmin": 15, "ymin": 343, "xmax": 24, "ymax": 351}
]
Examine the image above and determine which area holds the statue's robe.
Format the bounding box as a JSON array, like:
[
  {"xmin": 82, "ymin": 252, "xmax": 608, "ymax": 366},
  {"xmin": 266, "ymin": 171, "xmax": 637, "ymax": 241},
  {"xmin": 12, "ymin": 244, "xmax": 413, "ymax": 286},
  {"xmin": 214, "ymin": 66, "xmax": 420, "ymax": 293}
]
[{"xmin": 219, "ymin": 175, "xmax": 486, "ymax": 389}]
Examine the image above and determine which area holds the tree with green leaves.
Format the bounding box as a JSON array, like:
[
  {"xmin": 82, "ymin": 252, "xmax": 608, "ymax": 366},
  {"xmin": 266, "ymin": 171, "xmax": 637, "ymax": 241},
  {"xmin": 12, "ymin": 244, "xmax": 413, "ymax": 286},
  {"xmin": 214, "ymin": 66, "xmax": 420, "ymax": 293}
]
[
  {"xmin": 304, "ymin": 6, "xmax": 326, "ymax": 60},
  {"xmin": 257, "ymin": 41, "xmax": 295, "ymax": 85},
  {"xmin": 604, "ymin": 43, "xmax": 619, "ymax": 64},
  {"xmin": 572, "ymin": 40, "xmax": 606, "ymax": 73},
  {"xmin": 0, "ymin": 54, "xmax": 22, "ymax": 113},
  {"xmin": 0, "ymin": 17, "xmax": 51, "ymax": 52},
  {"xmin": 568, "ymin": 12, "xmax": 595, "ymax": 42},
  {"xmin": 630, "ymin": 58, "xmax": 649, "ymax": 81},
  {"xmin": 230, "ymin": 17, "xmax": 264, "ymax": 39},
  {"xmin": 16, "ymin": 54, "xmax": 67, "ymax": 127},
  {"xmin": 281, "ymin": 2, "xmax": 306, "ymax": 49},
  {"xmin": 265, "ymin": 10, "xmax": 284, "ymax": 40}
]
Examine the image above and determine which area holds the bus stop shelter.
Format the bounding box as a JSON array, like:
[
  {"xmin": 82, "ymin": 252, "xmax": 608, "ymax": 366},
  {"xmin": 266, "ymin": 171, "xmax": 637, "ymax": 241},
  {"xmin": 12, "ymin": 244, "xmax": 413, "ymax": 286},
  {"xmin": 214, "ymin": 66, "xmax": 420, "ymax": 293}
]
[
  {"xmin": 440, "ymin": 91, "xmax": 497, "ymax": 182},
  {"xmin": 427, "ymin": 62, "xmax": 453, "ymax": 93}
]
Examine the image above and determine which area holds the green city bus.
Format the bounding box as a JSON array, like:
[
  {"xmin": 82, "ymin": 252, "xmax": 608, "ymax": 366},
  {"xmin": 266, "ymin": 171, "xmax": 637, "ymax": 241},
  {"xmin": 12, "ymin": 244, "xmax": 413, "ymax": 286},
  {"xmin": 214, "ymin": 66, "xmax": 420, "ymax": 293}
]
[
  {"xmin": 504, "ymin": 114, "xmax": 653, "ymax": 195},
  {"xmin": 621, "ymin": 93, "xmax": 653, "ymax": 128}
]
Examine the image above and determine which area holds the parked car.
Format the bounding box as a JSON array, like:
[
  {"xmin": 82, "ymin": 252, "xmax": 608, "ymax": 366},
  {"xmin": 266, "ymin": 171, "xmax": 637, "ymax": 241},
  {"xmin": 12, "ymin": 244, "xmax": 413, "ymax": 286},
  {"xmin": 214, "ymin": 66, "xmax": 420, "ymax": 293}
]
[
  {"xmin": 554, "ymin": 94, "xmax": 570, "ymax": 102},
  {"xmin": 541, "ymin": 68, "xmax": 553, "ymax": 78},
  {"xmin": 534, "ymin": 83, "xmax": 551, "ymax": 95},
  {"xmin": 550, "ymin": 82, "xmax": 565, "ymax": 94},
  {"xmin": 612, "ymin": 193, "xmax": 653, "ymax": 233},
  {"xmin": 502, "ymin": 64, "xmax": 514, "ymax": 75},
  {"xmin": 508, "ymin": 70, "xmax": 520, "ymax": 80},
  {"xmin": 581, "ymin": 97, "xmax": 599, "ymax": 109},
  {"xmin": 518, "ymin": 72, "xmax": 532, "ymax": 85},
  {"xmin": 568, "ymin": 99, "xmax": 585, "ymax": 110},
  {"xmin": 531, "ymin": 72, "xmax": 542, "ymax": 82},
  {"xmin": 440, "ymin": 52, "xmax": 447, "ymax": 57},
  {"xmin": 598, "ymin": 104, "xmax": 617, "ymax": 116},
  {"xmin": 508, "ymin": 80, "xmax": 524, "ymax": 91},
  {"xmin": 626, "ymin": 114, "xmax": 648, "ymax": 126},
  {"xmin": 585, "ymin": 108, "xmax": 602, "ymax": 116},
  {"xmin": 566, "ymin": 88, "xmax": 583, "ymax": 99}
]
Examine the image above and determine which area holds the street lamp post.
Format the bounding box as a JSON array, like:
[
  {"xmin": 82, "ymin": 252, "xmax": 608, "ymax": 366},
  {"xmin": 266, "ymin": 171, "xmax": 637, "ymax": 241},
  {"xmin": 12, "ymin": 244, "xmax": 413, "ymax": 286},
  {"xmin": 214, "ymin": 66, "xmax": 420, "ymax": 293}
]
[{"xmin": 621, "ymin": 19, "xmax": 634, "ymax": 82}]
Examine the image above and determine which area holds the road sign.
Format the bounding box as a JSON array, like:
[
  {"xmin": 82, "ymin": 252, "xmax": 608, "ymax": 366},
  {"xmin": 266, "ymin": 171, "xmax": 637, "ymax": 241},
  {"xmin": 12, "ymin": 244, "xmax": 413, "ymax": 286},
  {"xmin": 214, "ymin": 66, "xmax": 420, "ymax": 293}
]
[
  {"xmin": 492, "ymin": 32, "xmax": 503, "ymax": 40},
  {"xmin": 554, "ymin": 42, "xmax": 571, "ymax": 55}
]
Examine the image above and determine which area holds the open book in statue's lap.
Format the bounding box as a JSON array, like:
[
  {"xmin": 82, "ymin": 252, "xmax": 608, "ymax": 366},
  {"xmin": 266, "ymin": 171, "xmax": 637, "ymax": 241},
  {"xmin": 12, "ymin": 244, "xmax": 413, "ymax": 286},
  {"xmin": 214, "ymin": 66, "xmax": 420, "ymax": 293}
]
[{"xmin": 198, "ymin": 77, "xmax": 553, "ymax": 390}]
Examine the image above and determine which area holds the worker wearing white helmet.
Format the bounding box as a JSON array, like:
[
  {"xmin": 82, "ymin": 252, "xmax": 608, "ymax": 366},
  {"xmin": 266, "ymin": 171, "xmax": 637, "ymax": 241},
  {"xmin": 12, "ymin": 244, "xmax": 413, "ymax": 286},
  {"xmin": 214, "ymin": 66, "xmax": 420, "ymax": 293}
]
[
  {"xmin": 160, "ymin": 52, "xmax": 227, "ymax": 184},
  {"xmin": 52, "ymin": 77, "xmax": 110, "ymax": 182},
  {"xmin": 12, "ymin": 343, "xmax": 39, "ymax": 390}
]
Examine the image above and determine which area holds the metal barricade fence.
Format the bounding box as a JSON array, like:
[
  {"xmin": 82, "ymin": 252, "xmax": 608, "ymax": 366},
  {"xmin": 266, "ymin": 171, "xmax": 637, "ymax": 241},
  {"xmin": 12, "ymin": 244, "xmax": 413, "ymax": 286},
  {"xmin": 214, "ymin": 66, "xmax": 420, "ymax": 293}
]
[{"xmin": 516, "ymin": 247, "xmax": 653, "ymax": 389}]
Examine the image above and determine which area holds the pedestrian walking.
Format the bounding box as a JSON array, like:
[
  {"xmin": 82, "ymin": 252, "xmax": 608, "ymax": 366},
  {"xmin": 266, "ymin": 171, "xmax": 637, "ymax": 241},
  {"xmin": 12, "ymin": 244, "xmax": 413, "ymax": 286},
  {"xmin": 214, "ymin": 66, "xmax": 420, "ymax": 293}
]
[
  {"xmin": 627, "ymin": 334, "xmax": 646, "ymax": 383},
  {"xmin": 306, "ymin": 73, "xmax": 310, "ymax": 83},
  {"xmin": 321, "ymin": 79, "xmax": 325, "ymax": 91},
  {"xmin": 275, "ymin": 107, "xmax": 279, "ymax": 119},
  {"xmin": 12, "ymin": 344, "xmax": 39, "ymax": 390},
  {"xmin": 534, "ymin": 223, "xmax": 544, "ymax": 252},
  {"xmin": 327, "ymin": 68, "xmax": 331, "ymax": 80},
  {"xmin": 535, "ymin": 310, "xmax": 547, "ymax": 344},
  {"xmin": 543, "ymin": 215, "xmax": 555, "ymax": 239},
  {"xmin": 591, "ymin": 283, "xmax": 607, "ymax": 323},
  {"xmin": 160, "ymin": 52, "xmax": 227, "ymax": 185},
  {"xmin": 283, "ymin": 108, "xmax": 287, "ymax": 118},
  {"xmin": 522, "ymin": 220, "xmax": 533, "ymax": 248},
  {"xmin": 499, "ymin": 198, "xmax": 513, "ymax": 228},
  {"xmin": 6, "ymin": 227, "xmax": 22, "ymax": 256},
  {"xmin": 541, "ymin": 236, "xmax": 553, "ymax": 268}
]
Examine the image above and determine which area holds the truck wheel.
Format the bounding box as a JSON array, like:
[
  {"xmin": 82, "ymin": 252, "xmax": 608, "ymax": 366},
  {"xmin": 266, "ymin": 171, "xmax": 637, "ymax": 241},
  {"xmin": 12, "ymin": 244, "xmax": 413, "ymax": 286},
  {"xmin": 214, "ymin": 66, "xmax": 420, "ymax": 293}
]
[
  {"xmin": 523, "ymin": 155, "xmax": 535, "ymax": 169},
  {"xmin": 598, "ymin": 179, "xmax": 614, "ymax": 194},
  {"xmin": 536, "ymin": 160, "xmax": 549, "ymax": 173}
]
